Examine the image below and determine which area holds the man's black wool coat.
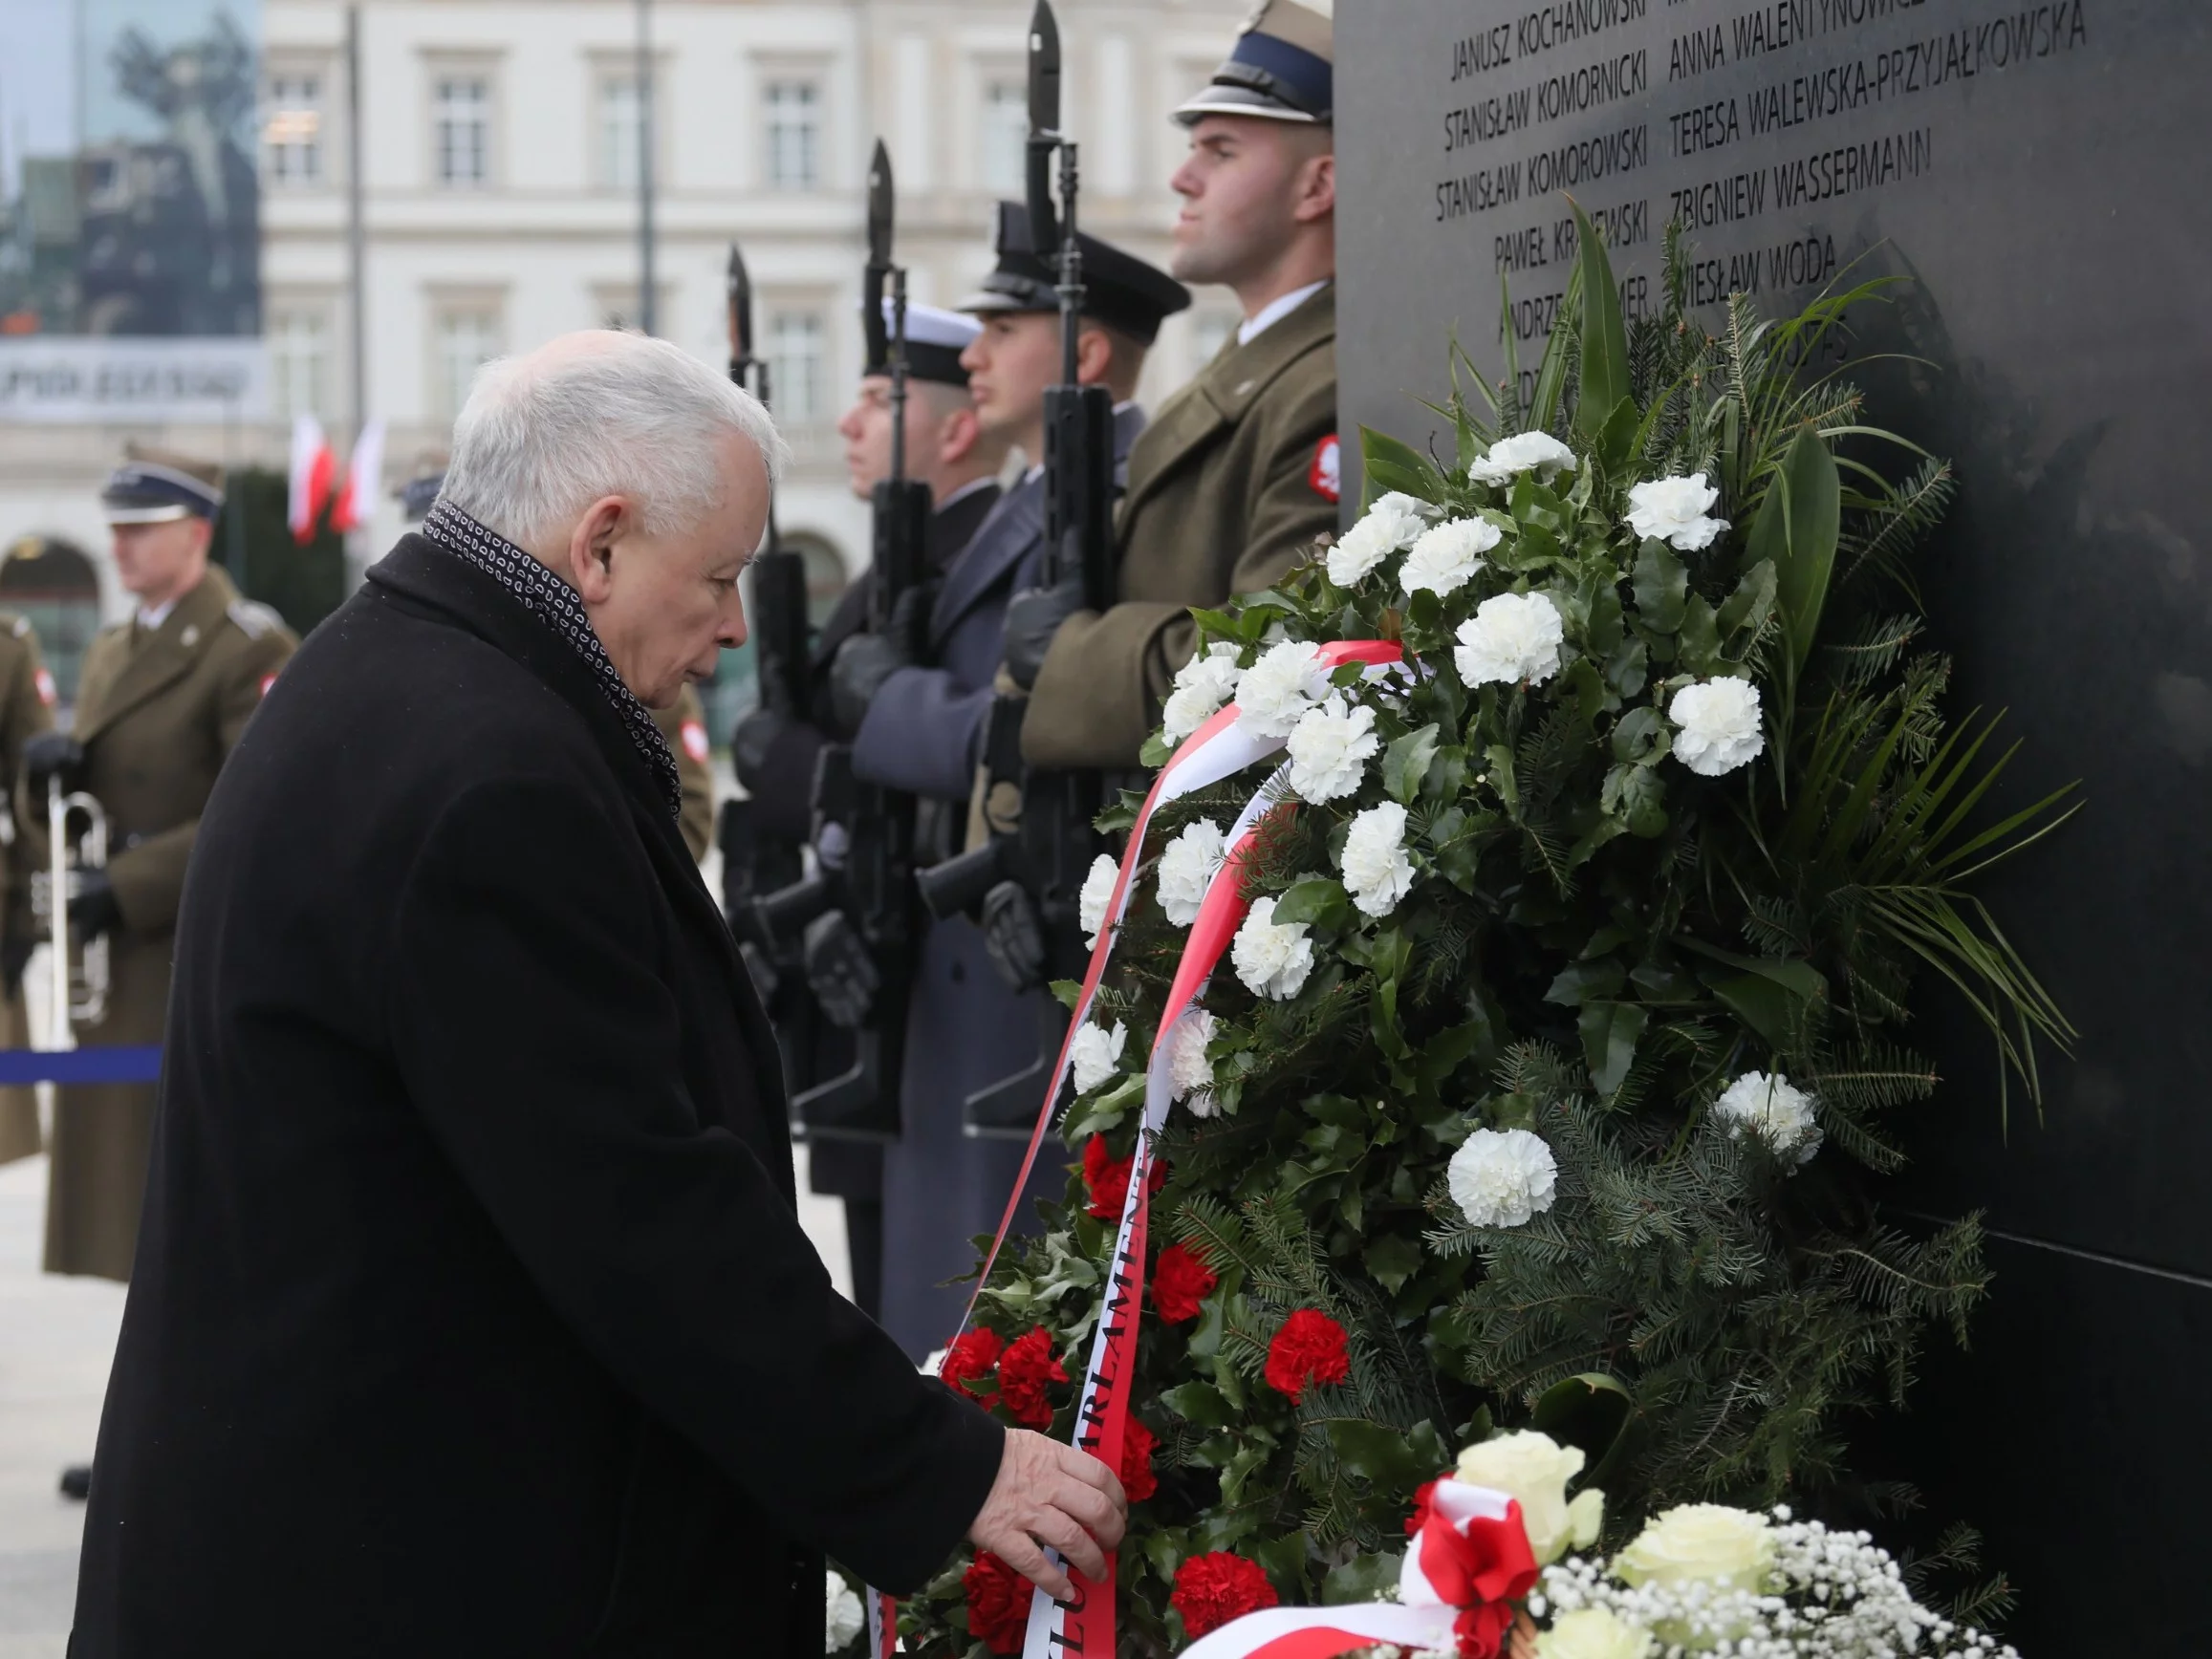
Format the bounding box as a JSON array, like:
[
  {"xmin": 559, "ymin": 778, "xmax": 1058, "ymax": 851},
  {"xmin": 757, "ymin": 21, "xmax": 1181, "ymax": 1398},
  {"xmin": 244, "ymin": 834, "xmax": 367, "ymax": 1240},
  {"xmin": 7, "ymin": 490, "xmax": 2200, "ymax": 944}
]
[{"xmin": 70, "ymin": 535, "xmax": 1005, "ymax": 1657}]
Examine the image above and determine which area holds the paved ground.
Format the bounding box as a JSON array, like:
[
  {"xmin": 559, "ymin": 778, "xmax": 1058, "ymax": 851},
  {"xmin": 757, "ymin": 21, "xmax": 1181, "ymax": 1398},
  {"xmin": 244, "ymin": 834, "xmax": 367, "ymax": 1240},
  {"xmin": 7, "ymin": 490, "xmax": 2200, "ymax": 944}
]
[{"xmin": 0, "ymin": 1141, "xmax": 852, "ymax": 1653}]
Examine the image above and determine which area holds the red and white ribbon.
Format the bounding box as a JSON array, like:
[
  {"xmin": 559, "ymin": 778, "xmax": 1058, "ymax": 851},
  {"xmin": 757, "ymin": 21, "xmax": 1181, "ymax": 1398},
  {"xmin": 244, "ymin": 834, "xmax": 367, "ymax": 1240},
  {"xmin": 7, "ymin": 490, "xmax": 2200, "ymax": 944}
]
[{"xmin": 1177, "ymin": 1480, "xmax": 1540, "ymax": 1659}]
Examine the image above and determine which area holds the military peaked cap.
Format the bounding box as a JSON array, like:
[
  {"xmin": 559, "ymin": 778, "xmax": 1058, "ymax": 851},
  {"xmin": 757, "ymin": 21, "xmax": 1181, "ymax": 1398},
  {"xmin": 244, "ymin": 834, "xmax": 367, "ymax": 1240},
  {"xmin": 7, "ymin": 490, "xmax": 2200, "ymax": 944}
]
[
  {"xmin": 1176, "ymin": 0, "xmax": 1334, "ymax": 126},
  {"xmin": 956, "ymin": 203, "xmax": 1191, "ymax": 346},
  {"xmin": 862, "ymin": 299, "xmax": 981, "ymax": 386},
  {"xmin": 100, "ymin": 442, "xmax": 225, "ymax": 525}
]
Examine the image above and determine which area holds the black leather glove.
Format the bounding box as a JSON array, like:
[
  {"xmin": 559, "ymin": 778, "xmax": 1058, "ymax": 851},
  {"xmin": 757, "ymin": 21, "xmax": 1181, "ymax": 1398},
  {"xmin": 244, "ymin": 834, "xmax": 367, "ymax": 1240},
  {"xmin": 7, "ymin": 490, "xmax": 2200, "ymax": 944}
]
[
  {"xmin": 803, "ymin": 910, "xmax": 879, "ymax": 1029},
  {"xmin": 980, "ymin": 879, "xmax": 1047, "ymax": 993},
  {"xmin": 829, "ymin": 632, "xmax": 911, "ymax": 739},
  {"xmin": 730, "ymin": 706, "xmax": 792, "ymax": 796},
  {"xmin": 1001, "ymin": 573, "xmax": 1086, "ymax": 692},
  {"xmin": 24, "ymin": 732, "xmax": 85, "ymax": 800},
  {"xmin": 1, "ymin": 931, "xmax": 33, "ymax": 999},
  {"xmin": 69, "ymin": 869, "xmax": 122, "ymax": 942}
]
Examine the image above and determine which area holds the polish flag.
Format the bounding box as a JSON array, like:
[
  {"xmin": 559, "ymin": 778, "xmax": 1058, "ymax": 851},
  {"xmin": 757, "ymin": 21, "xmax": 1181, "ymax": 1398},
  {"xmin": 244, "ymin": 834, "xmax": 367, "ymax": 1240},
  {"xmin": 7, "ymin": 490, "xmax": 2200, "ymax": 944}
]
[
  {"xmin": 288, "ymin": 415, "xmax": 336, "ymax": 544},
  {"xmin": 333, "ymin": 417, "xmax": 386, "ymax": 533}
]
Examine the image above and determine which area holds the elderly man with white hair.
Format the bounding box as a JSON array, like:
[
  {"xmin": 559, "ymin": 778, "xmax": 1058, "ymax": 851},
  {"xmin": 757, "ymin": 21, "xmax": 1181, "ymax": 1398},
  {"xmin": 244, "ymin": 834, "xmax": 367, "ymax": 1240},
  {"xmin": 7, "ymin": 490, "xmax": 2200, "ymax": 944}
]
[{"xmin": 68, "ymin": 331, "xmax": 1123, "ymax": 1658}]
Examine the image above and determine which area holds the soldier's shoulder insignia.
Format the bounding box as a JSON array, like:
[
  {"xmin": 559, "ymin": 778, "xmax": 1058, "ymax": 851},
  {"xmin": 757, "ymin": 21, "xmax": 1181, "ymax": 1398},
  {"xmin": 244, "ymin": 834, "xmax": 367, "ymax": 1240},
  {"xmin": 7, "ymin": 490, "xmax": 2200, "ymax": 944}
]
[
  {"xmin": 680, "ymin": 719, "xmax": 709, "ymax": 764},
  {"xmin": 7, "ymin": 614, "xmax": 27, "ymax": 638},
  {"xmin": 34, "ymin": 668, "xmax": 54, "ymax": 708},
  {"xmin": 227, "ymin": 599, "xmax": 284, "ymax": 640},
  {"xmin": 1308, "ymin": 434, "xmax": 1341, "ymax": 504}
]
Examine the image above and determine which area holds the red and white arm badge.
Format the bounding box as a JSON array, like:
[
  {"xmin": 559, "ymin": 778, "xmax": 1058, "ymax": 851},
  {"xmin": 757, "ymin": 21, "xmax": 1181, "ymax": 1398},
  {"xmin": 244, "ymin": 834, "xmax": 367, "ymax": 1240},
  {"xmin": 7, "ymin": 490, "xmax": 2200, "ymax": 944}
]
[
  {"xmin": 33, "ymin": 668, "xmax": 54, "ymax": 708},
  {"xmin": 680, "ymin": 720, "xmax": 710, "ymax": 765},
  {"xmin": 1309, "ymin": 434, "xmax": 1341, "ymax": 504}
]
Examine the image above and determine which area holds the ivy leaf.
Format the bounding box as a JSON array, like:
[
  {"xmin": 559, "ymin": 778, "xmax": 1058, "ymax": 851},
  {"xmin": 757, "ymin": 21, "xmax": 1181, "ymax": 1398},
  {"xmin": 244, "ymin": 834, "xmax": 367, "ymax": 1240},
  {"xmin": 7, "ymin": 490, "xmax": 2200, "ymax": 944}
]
[
  {"xmin": 1677, "ymin": 594, "xmax": 1722, "ymax": 675},
  {"xmin": 1633, "ymin": 537, "xmax": 1688, "ymax": 633},
  {"xmin": 1050, "ymin": 979, "xmax": 1084, "ymax": 1012},
  {"xmin": 1530, "ymin": 1372, "xmax": 1637, "ymax": 1485},
  {"xmin": 1578, "ymin": 1001, "xmax": 1647, "ymax": 1098},
  {"xmin": 1545, "ymin": 959, "xmax": 1625, "ymax": 1006},
  {"xmin": 1139, "ymin": 731, "xmax": 1176, "ymax": 768},
  {"xmin": 1271, "ymin": 877, "xmax": 1350, "ymax": 931},
  {"xmin": 1160, "ymin": 1380, "xmax": 1235, "ymax": 1430},
  {"xmin": 1612, "ymin": 705, "xmax": 1666, "ymax": 764},
  {"xmin": 1384, "ymin": 723, "xmax": 1443, "ymax": 804},
  {"xmin": 1327, "ymin": 1419, "xmax": 1425, "ymax": 1490},
  {"xmin": 1322, "ymin": 1550, "xmax": 1405, "ymax": 1605},
  {"xmin": 1363, "ymin": 1232, "xmax": 1424, "ymax": 1294},
  {"xmin": 1251, "ymin": 1531, "xmax": 1311, "ymax": 1595}
]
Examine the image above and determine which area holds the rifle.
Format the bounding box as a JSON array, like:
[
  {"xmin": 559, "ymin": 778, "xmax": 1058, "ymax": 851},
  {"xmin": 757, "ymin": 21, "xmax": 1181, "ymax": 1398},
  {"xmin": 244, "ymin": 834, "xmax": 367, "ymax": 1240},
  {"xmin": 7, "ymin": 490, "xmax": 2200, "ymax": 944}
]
[
  {"xmin": 752, "ymin": 140, "xmax": 931, "ymax": 1143},
  {"xmin": 717, "ymin": 240, "xmax": 809, "ymax": 952},
  {"xmin": 914, "ymin": 0, "xmax": 1117, "ymax": 1139}
]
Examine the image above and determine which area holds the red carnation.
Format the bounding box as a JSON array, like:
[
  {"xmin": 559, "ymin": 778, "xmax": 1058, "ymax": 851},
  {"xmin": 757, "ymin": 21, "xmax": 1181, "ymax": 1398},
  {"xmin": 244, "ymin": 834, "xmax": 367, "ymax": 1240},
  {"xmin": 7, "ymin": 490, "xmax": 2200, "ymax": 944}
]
[
  {"xmin": 1264, "ymin": 1307, "xmax": 1351, "ymax": 1403},
  {"xmin": 939, "ymin": 1327, "xmax": 1005, "ymax": 1403},
  {"xmin": 963, "ymin": 1550, "xmax": 1030, "ymax": 1655},
  {"xmin": 994, "ymin": 1325, "xmax": 1069, "ymax": 1429},
  {"xmin": 1151, "ymin": 1242, "xmax": 1218, "ymax": 1325},
  {"xmin": 1171, "ymin": 1550, "xmax": 1278, "ymax": 1639},
  {"xmin": 1406, "ymin": 1474, "xmax": 1443, "ymax": 1538},
  {"xmin": 1081, "ymin": 1133, "xmax": 1166, "ymax": 1220},
  {"xmin": 1120, "ymin": 1415, "xmax": 1159, "ymax": 1504},
  {"xmin": 1455, "ymin": 1601, "xmax": 1516, "ymax": 1659}
]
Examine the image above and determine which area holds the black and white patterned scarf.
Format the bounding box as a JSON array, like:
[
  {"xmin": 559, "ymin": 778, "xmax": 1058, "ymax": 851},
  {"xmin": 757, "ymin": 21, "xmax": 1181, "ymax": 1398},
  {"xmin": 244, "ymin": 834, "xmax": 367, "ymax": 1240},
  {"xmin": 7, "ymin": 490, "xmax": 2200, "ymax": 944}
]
[{"xmin": 422, "ymin": 499, "xmax": 683, "ymax": 819}]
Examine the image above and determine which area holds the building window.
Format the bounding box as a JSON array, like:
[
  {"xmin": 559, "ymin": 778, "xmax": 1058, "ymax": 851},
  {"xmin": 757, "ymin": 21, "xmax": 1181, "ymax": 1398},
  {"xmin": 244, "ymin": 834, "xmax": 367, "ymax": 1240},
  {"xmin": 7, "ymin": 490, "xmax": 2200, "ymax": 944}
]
[
  {"xmin": 434, "ymin": 305, "xmax": 502, "ymax": 421},
  {"xmin": 598, "ymin": 74, "xmax": 646, "ymax": 191},
  {"xmin": 764, "ymin": 80, "xmax": 819, "ymax": 190},
  {"xmin": 264, "ymin": 74, "xmax": 324, "ymax": 186},
  {"xmin": 767, "ymin": 311, "xmax": 824, "ymax": 423},
  {"xmin": 268, "ymin": 307, "xmax": 329, "ymax": 421},
  {"xmin": 980, "ymin": 80, "xmax": 1027, "ymax": 195},
  {"xmin": 434, "ymin": 75, "xmax": 491, "ymax": 187}
]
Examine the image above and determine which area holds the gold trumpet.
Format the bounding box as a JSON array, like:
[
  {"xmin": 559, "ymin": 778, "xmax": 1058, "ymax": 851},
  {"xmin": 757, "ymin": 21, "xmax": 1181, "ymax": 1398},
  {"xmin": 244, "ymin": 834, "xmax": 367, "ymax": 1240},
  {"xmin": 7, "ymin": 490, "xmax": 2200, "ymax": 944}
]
[{"xmin": 30, "ymin": 778, "xmax": 109, "ymax": 1048}]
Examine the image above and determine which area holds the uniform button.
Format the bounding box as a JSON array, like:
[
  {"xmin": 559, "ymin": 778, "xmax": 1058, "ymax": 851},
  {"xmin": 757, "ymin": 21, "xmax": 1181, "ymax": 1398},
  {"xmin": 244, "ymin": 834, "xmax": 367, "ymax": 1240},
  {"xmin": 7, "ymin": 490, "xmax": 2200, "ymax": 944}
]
[
  {"xmin": 181, "ymin": 624, "xmax": 201, "ymax": 648},
  {"xmin": 1234, "ymin": 378, "xmax": 1256, "ymax": 397}
]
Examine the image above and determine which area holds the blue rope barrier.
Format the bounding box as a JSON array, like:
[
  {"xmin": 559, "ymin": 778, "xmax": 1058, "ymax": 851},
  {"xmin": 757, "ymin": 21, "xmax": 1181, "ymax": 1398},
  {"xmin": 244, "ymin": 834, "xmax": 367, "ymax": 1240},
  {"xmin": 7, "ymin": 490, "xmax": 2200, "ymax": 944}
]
[{"xmin": 0, "ymin": 1046, "xmax": 163, "ymax": 1085}]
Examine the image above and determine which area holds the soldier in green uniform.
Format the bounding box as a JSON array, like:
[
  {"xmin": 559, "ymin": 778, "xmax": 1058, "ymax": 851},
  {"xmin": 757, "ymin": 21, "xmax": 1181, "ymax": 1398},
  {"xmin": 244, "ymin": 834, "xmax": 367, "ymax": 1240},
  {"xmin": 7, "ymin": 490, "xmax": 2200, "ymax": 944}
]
[
  {"xmin": 27, "ymin": 447, "xmax": 297, "ymax": 1304},
  {"xmin": 0, "ymin": 574, "xmax": 56, "ymax": 1166},
  {"xmin": 1002, "ymin": 0, "xmax": 1342, "ymax": 768}
]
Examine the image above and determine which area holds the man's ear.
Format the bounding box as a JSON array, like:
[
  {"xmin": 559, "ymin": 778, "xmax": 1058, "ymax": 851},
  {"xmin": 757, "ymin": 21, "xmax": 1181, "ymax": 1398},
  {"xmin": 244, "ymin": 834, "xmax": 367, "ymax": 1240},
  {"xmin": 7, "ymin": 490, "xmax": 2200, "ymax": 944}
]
[
  {"xmin": 1074, "ymin": 325, "xmax": 1116, "ymax": 390},
  {"xmin": 566, "ymin": 495, "xmax": 629, "ymax": 603},
  {"xmin": 1294, "ymin": 150, "xmax": 1335, "ymax": 225},
  {"xmin": 937, "ymin": 402, "xmax": 982, "ymax": 469}
]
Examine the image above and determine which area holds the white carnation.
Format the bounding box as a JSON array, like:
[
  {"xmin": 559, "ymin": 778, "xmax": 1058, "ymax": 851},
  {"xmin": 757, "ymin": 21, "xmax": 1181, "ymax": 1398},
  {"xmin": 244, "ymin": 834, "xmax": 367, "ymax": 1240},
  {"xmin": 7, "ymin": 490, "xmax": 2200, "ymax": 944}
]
[
  {"xmin": 1340, "ymin": 801, "xmax": 1417, "ymax": 918},
  {"xmin": 1446, "ymin": 1127, "xmax": 1558, "ymax": 1227},
  {"xmin": 1235, "ymin": 639, "xmax": 1333, "ymax": 741},
  {"xmin": 1077, "ymin": 852, "xmax": 1118, "ymax": 950},
  {"xmin": 1286, "ymin": 695, "xmax": 1380, "ymax": 804},
  {"xmin": 1163, "ymin": 1007, "xmax": 1220, "ymax": 1115},
  {"xmin": 825, "ymin": 1571, "xmax": 864, "ymax": 1653},
  {"xmin": 1068, "ymin": 1019, "xmax": 1128, "ymax": 1095},
  {"xmin": 1468, "ymin": 430, "xmax": 1578, "ymax": 486},
  {"xmin": 1329, "ymin": 493, "xmax": 1430, "ymax": 586},
  {"xmin": 1668, "ymin": 675, "xmax": 1766, "ymax": 777},
  {"xmin": 1400, "ymin": 516, "xmax": 1502, "ymax": 598},
  {"xmin": 1231, "ymin": 896, "xmax": 1314, "ymax": 1001},
  {"xmin": 1454, "ymin": 591, "xmax": 1565, "ymax": 687},
  {"xmin": 1156, "ymin": 819, "xmax": 1227, "ymax": 928},
  {"xmin": 1160, "ymin": 642, "xmax": 1244, "ymax": 746},
  {"xmin": 1625, "ymin": 472, "xmax": 1730, "ymax": 551},
  {"xmin": 1711, "ymin": 1070, "xmax": 1822, "ymax": 1164}
]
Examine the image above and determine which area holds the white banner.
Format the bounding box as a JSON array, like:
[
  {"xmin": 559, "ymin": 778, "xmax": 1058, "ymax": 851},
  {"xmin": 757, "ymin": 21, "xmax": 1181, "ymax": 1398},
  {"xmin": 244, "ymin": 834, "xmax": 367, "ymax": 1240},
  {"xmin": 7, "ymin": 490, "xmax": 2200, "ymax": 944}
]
[{"xmin": 0, "ymin": 338, "xmax": 269, "ymax": 422}]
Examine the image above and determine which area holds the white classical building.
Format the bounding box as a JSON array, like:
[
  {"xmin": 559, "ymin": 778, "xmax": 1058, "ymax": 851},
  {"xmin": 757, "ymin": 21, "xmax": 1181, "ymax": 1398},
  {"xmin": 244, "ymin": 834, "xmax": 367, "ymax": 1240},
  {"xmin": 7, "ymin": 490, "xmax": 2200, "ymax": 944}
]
[{"xmin": 0, "ymin": 0, "xmax": 1249, "ymax": 719}]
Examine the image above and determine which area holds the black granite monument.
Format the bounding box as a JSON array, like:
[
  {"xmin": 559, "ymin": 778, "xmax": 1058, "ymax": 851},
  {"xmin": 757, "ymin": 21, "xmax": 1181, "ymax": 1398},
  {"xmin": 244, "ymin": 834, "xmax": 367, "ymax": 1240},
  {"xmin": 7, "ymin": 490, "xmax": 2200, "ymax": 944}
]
[{"xmin": 1337, "ymin": 0, "xmax": 2208, "ymax": 1642}]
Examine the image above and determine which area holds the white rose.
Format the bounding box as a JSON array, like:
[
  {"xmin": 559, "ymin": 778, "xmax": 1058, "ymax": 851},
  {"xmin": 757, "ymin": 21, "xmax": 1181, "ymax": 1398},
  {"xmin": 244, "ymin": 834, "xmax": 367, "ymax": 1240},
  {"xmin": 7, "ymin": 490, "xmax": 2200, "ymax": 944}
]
[
  {"xmin": 825, "ymin": 1571, "xmax": 864, "ymax": 1654},
  {"xmin": 1156, "ymin": 818, "xmax": 1227, "ymax": 928},
  {"xmin": 1231, "ymin": 896, "xmax": 1314, "ymax": 1001},
  {"xmin": 1710, "ymin": 1070, "xmax": 1822, "ymax": 1165},
  {"xmin": 1468, "ymin": 430, "xmax": 1579, "ymax": 487},
  {"xmin": 1400, "ymin": 516, "xmax": 1503, "ymax": 598},
  {"xmin": 1287, "ymin": 695, "xmax": 1381, "ymax": 804},
  {"xmin": 1668, "ymin": 676, "xmax": 1765, "ymax": 777},
  {"xmin": 1068, "ymin": 1019, "xmax": 1127, "ymax": 1095},
  {"xmin": 1454, "ymin": 1428, "xmax": 1584, "ymax": 1564},
  {"xmin": 1615, "ymin": 1503, "xmax": 1776, "ymax": 1596},
  {"xmin": 1163, "ymin": 1007, "xmax": 1219, "ymax": 1115},
  {"xmin": 1536, "ymin": 1608, "xmax": 1653, "ymax": 1659},
  {"xmin": 1625, "ymin": 473, "xmax": 1730, "ymax": 551},
  {"xmin": 1454, "ymin": 591, "xmax": 1565, "ymax": 687},
  {"xmin": 1330, "ymin": 494, "xmax": 1431, "ymax": 586},
  {"xmin": 1077, "ymin": 852, "xmax": 1118, "ymax": 950},
  {"xmin": 1160, "ymin": 642, "xmax": 1244, "ymax": 746},
  {"xmin": 1446, "ymin": 1128, "xmax": 1560, "ymax": 1231},
  {"xmin": 1236, "ymin": 639, "xmax": 1333, "ymax": 741},
  {"xmin": 1340, "ymin": 801, "xmax": 1417, "ymax": 917}
]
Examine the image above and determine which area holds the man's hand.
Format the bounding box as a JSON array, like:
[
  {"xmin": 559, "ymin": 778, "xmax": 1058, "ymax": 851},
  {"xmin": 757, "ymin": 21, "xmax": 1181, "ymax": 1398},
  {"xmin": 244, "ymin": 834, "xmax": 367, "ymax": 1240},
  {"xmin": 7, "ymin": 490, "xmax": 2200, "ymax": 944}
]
[
  {"xmin": 68, "ymin": 869, "xmax": 122, "ymax": 942},
  {"xmin": 23, "ymin": 732, "xmax": 84, "ymax": 800},
  {"xmin": 828, "ymin": 633, "xmax": 910, "ymax": 738},
  {"xmin": 802, "ymin": 910, "xmax": 878, "ymax": 1028},
  {"xmin": 1000, "ymin": 574, "xmax": 1086, "ymax": 692},
  {"xmin": 729, "ymin": 707, "xmax": 791, "ymax": 796},
  {"xmin": 979, "ymin": 880, "xmax": 1046, "ymax": 993},
  {"xmin": 966, "ymin": 1428, "xmax": 1127, "ymax": 1602}
]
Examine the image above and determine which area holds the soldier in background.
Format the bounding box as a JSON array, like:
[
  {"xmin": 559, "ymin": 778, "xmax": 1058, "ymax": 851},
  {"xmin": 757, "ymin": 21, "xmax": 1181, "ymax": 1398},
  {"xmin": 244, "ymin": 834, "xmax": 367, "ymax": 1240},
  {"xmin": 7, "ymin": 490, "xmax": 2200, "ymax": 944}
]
[
  {"xmin": 404, "ymin": 468, "xmax": 716, "ymax": 861},
  {"xmin": 1002, "ymin": 0, "xmax": 1340, "ymax": 768},
  {"xmin": 829, "ymin": 211, "xmax": 1187, "ymax": 1357},
  {"xmin": 0, "ymin": 584, "xmax": 56, "ymax": 1165},
  {"xmin": 732, "ymin": 299, "xmax": 1008, "ymax": 1323}
]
